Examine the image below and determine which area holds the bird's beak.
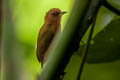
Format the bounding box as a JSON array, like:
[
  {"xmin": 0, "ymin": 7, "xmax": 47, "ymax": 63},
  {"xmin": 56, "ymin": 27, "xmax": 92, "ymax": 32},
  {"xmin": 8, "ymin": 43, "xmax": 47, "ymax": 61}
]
[{"xmin": 59, "ymin": 11, "xmax": 67, "ymax": 16}]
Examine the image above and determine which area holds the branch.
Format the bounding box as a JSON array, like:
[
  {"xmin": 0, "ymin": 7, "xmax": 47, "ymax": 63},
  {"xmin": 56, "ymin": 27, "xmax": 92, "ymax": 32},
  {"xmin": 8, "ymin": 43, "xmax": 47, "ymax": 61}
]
[
  {"xmin": 102, "ymin": 0, "xmax": 120, "ymax": 16},
  {"xmin": 77, "ymin": 13, "xmax": 97, "ymax": 80}
]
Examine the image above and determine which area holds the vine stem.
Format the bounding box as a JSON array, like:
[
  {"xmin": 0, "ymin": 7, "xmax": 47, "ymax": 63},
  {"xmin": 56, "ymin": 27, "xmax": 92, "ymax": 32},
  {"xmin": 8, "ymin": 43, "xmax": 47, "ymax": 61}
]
[
  {"xmin": 77, "ymin": 13, "xmax": 97, "ymax": 80},
  {"xmin": 102, "ymin": 0, "xmax": 120, "ymax": 16}
]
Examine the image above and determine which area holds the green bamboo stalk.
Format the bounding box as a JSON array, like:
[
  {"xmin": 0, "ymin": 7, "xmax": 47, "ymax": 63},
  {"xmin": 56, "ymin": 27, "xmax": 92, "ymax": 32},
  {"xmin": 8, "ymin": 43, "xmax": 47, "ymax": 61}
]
[
  {"xmin": 40, "ymin": 0, "xmax": 91, "ymax": 80},
  {"xmin": 2, "ymin": 0, "xmax": 19, "ymax": 80}
]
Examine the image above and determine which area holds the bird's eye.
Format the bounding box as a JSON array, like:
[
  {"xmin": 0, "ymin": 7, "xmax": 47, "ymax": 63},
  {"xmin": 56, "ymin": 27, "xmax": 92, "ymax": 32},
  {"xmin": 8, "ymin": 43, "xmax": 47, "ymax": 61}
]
[{"xmin": 52, "ymin": 12, "xmax": 59, "ymax": 16}]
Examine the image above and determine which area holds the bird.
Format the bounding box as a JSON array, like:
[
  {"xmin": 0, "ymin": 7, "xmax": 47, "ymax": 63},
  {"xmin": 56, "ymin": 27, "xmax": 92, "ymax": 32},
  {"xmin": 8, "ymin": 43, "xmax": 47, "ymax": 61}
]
[{"xmin": 36, "ymin": 8, "xmax": 67, "ymax": 68}]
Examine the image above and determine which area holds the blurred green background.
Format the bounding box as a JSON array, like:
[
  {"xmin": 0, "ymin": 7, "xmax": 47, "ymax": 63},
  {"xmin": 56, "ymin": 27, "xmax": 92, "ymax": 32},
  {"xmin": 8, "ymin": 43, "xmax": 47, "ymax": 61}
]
[{"xmin": 1, "ymin": 0, "xmax": 120, "ymax": 80}]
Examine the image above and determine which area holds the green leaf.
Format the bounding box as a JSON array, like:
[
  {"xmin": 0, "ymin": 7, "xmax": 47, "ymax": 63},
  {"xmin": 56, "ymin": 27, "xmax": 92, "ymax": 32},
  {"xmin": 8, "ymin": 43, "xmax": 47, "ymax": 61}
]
[
  {"xmin": 64, "ymin": 56, "xmax": 120, "ymax": 80},
  {"xmin": 82, "ymin": 7, "xmax": 115, "ymax": 43},
  {"xmin": 76, "ymin": 19, "xmax": 120, "ymax": 63},
  {"xmin": 108, "ymin": 0, "xmax": 120, "ymax": 10},
  {"xmin": 64, "ymin": 19, "xmax": 120, "ymax": 80}
]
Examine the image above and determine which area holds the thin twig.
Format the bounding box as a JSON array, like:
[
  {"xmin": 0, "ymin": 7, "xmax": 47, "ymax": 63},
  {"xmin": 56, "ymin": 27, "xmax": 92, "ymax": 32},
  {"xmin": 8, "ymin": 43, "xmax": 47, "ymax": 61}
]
[
  {"xmin": 102, "ymin": 0, "xmax": 120, "ymax": 16},
  {"xmin": 77, "ymin": 13, "xmax": 98, "ymax": 80}
]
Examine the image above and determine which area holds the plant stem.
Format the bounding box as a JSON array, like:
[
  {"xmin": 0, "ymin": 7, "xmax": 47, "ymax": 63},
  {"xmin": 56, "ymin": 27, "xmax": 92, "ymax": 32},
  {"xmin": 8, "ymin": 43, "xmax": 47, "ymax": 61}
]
[
  {"xmin": 2, "ymin": 0, "xmax": 20, "ymax": 80},
  {"xmin": 102, "ymin": 0, "xmax": 120, "ymax": 16},
  {"xmin": 77, "ymin": 12, "xmax": 98, "ymax": 80}
]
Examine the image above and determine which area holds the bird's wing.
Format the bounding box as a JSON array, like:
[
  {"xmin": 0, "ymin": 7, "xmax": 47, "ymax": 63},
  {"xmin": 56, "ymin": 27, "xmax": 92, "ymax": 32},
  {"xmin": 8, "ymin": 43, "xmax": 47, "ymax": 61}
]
[
  {"xmin": 36, "ymin": 24, "xmax": 57, "ymax": 64},
  {"xmin": 43, "ymin": 24, "xmax": 61, "ymax": 62}
]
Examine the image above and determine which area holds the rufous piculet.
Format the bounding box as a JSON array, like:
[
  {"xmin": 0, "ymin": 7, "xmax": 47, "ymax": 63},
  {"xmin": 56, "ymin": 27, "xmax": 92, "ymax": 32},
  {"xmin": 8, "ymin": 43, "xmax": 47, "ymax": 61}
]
[{"xmin": 36, "ymin": 8, "xmax": 66, "ymax": 68}]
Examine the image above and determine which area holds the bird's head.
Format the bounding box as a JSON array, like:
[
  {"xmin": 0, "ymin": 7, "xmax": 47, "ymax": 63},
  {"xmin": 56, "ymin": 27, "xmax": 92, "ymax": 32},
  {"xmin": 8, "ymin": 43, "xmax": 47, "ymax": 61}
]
[{"xmin": 45, "ymin": 8, "xmax": 67, "ymax": 24}]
